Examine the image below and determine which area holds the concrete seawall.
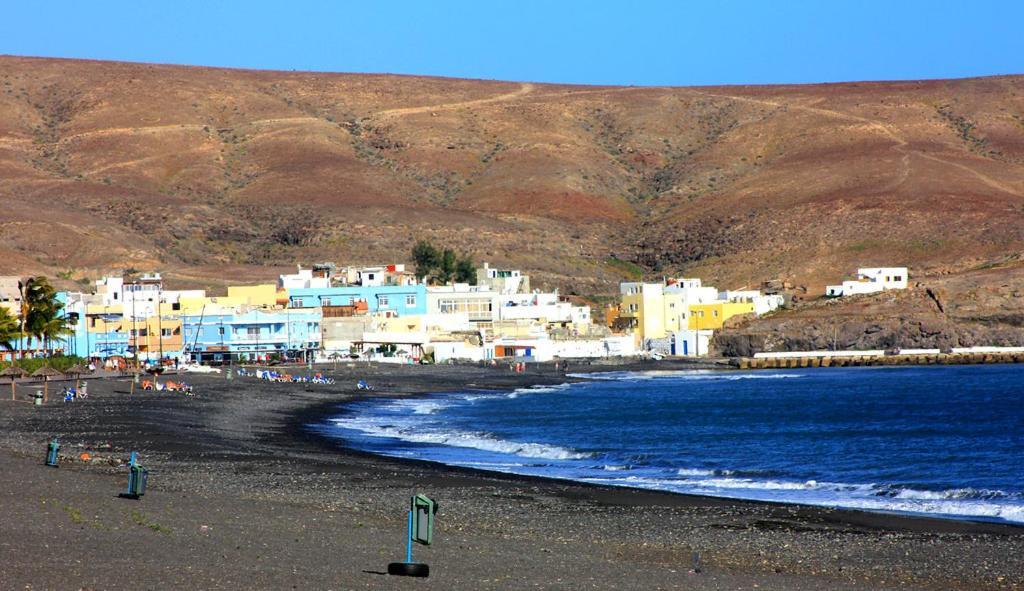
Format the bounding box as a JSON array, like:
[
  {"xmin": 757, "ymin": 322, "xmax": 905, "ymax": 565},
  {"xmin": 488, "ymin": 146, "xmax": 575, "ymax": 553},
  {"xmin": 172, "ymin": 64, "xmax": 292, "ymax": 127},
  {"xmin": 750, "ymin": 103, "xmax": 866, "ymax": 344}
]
[{"xmin": 735, "ymin": 352, "xmax": 1024, "ymax": 369}]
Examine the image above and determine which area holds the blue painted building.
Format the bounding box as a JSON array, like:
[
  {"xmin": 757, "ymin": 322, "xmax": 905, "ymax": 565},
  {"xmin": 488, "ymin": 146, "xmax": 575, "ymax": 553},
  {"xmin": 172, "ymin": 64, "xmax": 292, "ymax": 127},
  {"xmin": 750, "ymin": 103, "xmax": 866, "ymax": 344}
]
[
  {"xmin": 182, "ymin": 309, "xmax": 322, "ymax": 363},
  {"xmin": 55, "ymin": 291, "xmax": 131, "ymax": 360},
  {"xmin": 287, "ymin": 284, "xmax": 426, "ymax": 316}
]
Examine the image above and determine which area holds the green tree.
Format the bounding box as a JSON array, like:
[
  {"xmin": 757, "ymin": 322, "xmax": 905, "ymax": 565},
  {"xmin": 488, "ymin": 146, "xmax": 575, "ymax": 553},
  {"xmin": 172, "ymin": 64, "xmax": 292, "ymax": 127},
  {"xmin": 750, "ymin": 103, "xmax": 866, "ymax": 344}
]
[
  {"xmin": 19, "ymin": 276, "xmax": 69, "ymax": 357},
  {"xmin": 455, "ymin": 255, "xmax": 476, "ymax": 284},
  {"xmin": 0, "ymin": 306, "xmax": 20, "ymax": 357},
  {"xmin": 411, "ymin": 241, "xmax": 440, "ymax": 281},
  {"xmin": 437, "ymin": 249, "xmax": 457, "ymax": 284},
  {"xmin": 38, "ymin": 315, "xmax": 73, "ymax": 356}
]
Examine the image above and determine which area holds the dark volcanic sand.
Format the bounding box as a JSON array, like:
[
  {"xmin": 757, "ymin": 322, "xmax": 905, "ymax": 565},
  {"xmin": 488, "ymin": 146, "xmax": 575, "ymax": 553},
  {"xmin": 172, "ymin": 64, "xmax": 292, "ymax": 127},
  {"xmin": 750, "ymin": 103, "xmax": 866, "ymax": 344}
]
[{"xmin": 1, "ymin": 362, "xmax": 1021, "ymax": 590}]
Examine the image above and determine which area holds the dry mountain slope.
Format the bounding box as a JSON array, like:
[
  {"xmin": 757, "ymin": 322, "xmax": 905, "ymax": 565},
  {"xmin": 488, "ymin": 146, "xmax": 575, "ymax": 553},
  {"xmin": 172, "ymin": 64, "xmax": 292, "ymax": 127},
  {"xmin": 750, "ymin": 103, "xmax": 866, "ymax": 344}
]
[{"xmin": 1, "ymin": 57, "xmax": 1023, "ymax": 316}]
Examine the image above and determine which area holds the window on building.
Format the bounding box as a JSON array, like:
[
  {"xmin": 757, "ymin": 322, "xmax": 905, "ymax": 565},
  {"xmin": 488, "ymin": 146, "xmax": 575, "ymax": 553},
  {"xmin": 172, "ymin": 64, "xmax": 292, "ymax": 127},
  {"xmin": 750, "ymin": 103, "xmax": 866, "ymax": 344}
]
[
  {"xmin": 379, "ymin": 295, "xmax": 389, "ymax": 308},
  {"xmin": 406, "ymin": 294, "xmax": 416, "ymax": 307},
  {"xmin": 713, "ymin": 310, "xmax": 719, "ymax": 317},
  {"xmin": 161, "ymin": 328, "xmax": 171, "ymax": 337},
  {"xmin": 894, "ymin": 275, "xmax": 902, "ymax": 282},
  {"xmin": 218, "ymin": 327, "xmax": 225, "ymax": 335},
  {"xmin": 172, "ymin": 302, "xmax": 180, "ymax": 311},
  {"xmin": 247, "ymin": 327, "xmax": 260, "ymax": 338},
  {"xmin": 322, "ymin": 298, "xmax": 332, "ymax": 306}
]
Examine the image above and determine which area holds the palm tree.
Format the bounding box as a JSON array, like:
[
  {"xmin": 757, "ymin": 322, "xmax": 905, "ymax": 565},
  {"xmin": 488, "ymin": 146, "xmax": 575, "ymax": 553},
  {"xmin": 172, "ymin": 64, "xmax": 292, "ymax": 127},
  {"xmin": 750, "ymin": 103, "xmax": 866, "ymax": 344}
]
[
  {"xmin": 19, "ymin": 276, "xmax": 65, "ymax": 358},
  {"xmin": 39, "ymin": 315, "xmax": 73, "ymax": 357},
  {"xmin": 0, "ymin": 306, "xmax": 20, "ymax": 360},
  {"xmin": 17, "ymin": 277, "xmax": 33, "ymax": 360}
]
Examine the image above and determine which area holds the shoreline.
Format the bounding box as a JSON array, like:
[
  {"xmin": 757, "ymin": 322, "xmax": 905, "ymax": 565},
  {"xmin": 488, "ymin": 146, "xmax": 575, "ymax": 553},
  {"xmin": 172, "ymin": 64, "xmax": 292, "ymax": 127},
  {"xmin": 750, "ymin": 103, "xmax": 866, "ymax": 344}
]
[
  {"xmin": 301, "ymin": 366, "xmax": 1024, "ymax": 532},
  {"xmin": 2, "ymin": 361, "xmax": 1022, "ymax": 589}
]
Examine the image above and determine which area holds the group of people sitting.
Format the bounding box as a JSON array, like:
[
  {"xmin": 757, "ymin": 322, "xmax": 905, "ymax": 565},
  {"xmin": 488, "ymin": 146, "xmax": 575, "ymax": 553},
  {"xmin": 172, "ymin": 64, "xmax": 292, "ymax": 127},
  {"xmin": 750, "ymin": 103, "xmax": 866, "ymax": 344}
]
[
  {"xmin": 140, "ymin": 379, "xmax": 194, "ymax": 394},
  {"xmin": 62, "ymin": 384, "xmax": 89, "ymax": 402},
  {"xmin": 236, "ymin": 368, "xmax": 336, "ymax": 385}
]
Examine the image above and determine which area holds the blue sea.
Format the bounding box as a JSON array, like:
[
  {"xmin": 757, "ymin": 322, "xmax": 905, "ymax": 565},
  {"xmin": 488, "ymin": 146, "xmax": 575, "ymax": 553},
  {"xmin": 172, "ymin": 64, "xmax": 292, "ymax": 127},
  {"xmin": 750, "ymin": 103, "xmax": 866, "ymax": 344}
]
[{"xmin": 320, "ymin": 365, "xmax": 1024, "ymax": 523}]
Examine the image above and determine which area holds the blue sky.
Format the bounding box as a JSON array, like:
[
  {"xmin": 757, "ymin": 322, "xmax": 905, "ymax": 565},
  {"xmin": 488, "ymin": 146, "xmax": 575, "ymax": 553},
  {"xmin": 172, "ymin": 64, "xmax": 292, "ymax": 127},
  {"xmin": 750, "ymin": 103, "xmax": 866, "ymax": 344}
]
[{"xmin": 2, "ymin": 1, "xmax": 1021, "ymax": 86}]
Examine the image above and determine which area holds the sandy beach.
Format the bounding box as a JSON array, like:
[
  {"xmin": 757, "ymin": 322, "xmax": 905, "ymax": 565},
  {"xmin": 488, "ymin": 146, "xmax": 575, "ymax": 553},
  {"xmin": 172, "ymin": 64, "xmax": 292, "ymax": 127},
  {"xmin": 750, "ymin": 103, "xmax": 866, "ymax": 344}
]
[{"xmin": 1, "ymin": 361, "xmax": 1022, "ymax": 590}]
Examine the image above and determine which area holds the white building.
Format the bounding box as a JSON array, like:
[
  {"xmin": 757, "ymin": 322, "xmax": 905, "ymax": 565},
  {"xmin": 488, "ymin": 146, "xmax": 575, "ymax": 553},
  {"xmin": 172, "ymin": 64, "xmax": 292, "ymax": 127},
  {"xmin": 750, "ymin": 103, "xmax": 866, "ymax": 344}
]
[
  {"xmin": 671, "ymin": 329, "xmax": 714, "ymax": 357},
  {"xmin": 486, "ymin": 334, "xmax": 636, "ymax": 363},
  {"xmin": 476, "ymin": 263, "xmax": 530, "ymax": 295},
  {"xmin": 89, "ymin": 274, "xmax": 204, "ymax": 320},
  {"xmin": 495, "ymin": 291, "xmax": 590, "ymax": 326},
  {"xmin": 336, "ymin": 264, "xmax": 417, "ymax": 287},
  {"xmin": 0, "ymin": 276, "xmax": 22, "ymax": 316},
  {"xmin": 278, "ymin": 266, "xmax": 332, "ymax": 290},
  {"xmin": 826, "ymin": 267, "xmax": 908, "ymax": 297},
  {"xmin": 427, "ymin": 284, "xmax": 499, "ymax": 324},
  {"xmin": 718, "ymin": 290, "xmax": 785, "ymax": 316}
]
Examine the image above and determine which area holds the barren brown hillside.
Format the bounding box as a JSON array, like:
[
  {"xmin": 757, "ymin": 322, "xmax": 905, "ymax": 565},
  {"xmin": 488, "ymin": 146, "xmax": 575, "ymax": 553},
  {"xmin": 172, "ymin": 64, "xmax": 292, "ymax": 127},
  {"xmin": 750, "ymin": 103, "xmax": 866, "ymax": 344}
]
[{"xmin": 1, "ymin": 56, "xmax": 1023, "ymax": 322}]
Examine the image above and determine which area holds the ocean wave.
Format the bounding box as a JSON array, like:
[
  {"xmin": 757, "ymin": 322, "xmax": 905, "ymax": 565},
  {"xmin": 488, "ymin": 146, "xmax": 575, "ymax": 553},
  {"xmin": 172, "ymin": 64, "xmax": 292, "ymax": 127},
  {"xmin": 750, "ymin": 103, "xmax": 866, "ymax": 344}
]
[
  {"xmin": 839, "ymin": 497, "xmax": 1024, "ymax": 523},
  {"xmin": 873, "ymin": 485, "xmax": 1021, "ymax": 501},
  {"xmin": 569, "ymin": 370, "xmax": 803, "ymax": 382},
  {"xmin": 384, "ymin": 398, "xmax": 451, "ymax": 415},
  {"xmin": 602, "ymin": 464, "xmax": 631, "ymax": 471},
  {"xmin": 676, "ymin": 468, "xmax": 715, "ymax": 477},
  {"xmin": 576, "ymin": 472, "xmax": 1024, "ymax": 523},
  {"xmin": 331, "ymin": 417, "xmax": 591, "ymax": 461},
  {"xmin": 455, "ymin": 383, "xmax": 572, "ymax": 402}
]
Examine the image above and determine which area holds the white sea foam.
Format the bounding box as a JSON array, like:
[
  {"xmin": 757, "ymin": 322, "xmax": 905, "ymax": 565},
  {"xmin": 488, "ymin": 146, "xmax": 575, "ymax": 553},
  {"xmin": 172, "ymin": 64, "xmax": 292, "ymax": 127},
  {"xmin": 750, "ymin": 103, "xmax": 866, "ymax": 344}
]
[
  {"xmin": 578, "ymin": 472, "xmax": 1024, "ymax": 524},
  {"xmin": 569, "ymin": 370, "xmax": 803, "ymax": 382},
  {"xmin": 838, "ymin": 497, "xmax": 1024, "ymax": 523},
  {"xmin": 331, "ymin": 416, "xmax": 591, "ymax": 461},
  {"xmin": 676, "ymin": 468, "xmax": 715, "ymax": 477}
]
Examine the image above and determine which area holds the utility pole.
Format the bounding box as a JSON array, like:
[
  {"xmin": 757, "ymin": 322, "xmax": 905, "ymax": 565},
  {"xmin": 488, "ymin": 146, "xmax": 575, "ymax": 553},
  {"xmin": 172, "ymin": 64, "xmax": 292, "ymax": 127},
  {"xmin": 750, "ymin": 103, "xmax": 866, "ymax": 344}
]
[
  {"xmin": 157, "ymin": 287, "xmax": 164, "ymax": 362},
  {"xmin": 255, "ymin": 312, "xmax": 261, "ymax": 364},
  {"xmin": 131, "ymin": 285, "xmax": 138, "ymax": 371},
  {"xmin": 84, "ymin": 305, "xmax": 90, "ymax": 362}
]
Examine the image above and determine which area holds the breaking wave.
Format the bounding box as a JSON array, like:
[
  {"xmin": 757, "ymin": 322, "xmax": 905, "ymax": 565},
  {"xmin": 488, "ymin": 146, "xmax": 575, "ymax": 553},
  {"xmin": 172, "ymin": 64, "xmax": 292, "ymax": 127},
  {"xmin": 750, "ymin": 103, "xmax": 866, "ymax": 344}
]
[
  {"xmin": 330, "ymin": 415, "xmax": 590, "ymax": 461},
  {"xmin": 569, "ymin": 370, "xmax": 804, "ymax": 381}
]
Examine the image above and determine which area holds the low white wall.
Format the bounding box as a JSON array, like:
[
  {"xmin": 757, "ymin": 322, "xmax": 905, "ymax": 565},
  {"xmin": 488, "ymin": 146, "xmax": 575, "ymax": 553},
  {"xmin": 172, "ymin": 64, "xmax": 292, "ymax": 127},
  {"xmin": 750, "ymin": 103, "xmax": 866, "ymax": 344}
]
[
  {"xmin": 431, "ymin": 341, "xmax": 486, "ymax": 363},
  {"xmin": 754, "ymin": 350, "xmax": 885, "ymax": 359},
  {"xmin": 951, "ymin": 346, "xmax": 1024, "ymax": 354}
]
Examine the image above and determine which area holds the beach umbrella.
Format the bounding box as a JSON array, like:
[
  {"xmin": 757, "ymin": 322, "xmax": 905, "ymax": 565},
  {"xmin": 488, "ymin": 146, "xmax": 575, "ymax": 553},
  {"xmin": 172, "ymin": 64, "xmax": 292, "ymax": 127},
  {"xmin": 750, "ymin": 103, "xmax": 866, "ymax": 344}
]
[
  {"xmin": 1, "ymin": 365, "xmax": 28, "ymax": 401},
  {"xmin": 31, "ymin": 366, "xmax": 64, "ymax": 403},
  {"xmin": 65, "ymin": 363, "xmax": 91, "ymax": 391}
]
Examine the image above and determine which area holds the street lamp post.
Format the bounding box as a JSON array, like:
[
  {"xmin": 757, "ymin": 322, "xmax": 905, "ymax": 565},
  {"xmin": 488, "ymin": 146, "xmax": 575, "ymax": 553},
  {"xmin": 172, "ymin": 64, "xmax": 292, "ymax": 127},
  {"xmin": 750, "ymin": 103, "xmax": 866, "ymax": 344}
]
[{"xmin": 157, "ymin": 288, "xmax": 164, "ymax": 363}]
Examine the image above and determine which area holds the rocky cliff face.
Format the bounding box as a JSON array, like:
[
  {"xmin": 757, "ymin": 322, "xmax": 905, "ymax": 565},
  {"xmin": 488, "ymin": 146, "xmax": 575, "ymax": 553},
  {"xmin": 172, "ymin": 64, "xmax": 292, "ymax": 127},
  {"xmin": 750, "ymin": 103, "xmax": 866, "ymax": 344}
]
[{"xmin": 714, "ymin": 270, "xmax": 1024, "ymax": 356}]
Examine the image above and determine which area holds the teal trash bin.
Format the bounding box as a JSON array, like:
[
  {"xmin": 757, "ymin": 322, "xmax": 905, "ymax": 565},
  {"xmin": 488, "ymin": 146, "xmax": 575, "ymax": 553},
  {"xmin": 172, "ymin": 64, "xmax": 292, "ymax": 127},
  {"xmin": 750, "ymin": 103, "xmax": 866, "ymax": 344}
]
[
  {"xmin": 45, "ymin": 438, "xmax": 60, "ymax": 467},
  {"xmin": 121, "ymin": 452, "xmax": 148, "ymax": 499}
]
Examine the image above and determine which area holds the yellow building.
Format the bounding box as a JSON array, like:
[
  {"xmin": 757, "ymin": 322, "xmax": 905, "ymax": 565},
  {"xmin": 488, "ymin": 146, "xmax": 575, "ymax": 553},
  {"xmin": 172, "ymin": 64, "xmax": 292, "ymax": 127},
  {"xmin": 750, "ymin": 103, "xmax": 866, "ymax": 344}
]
[
  {"xmin": 132, "ymin": 316, "xmax": 183, "ymax": 360},
  {"xmin": 85, "ymin": 303, "xmax": 122, "ymax": 332},
  {"xmin": 618, "ymin": 283, "xmax": 688, "ymax": 341},
  {"xmin": 687, "ymin": 302, "xmax": 755, "ymax": 330},
  {"xmin": 178, "ymin": 295, "xmax": 249, "ymax": 315},
  {"xmin": 226, "ymin": 284, "xmax": 281, "ymax": 308}
]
